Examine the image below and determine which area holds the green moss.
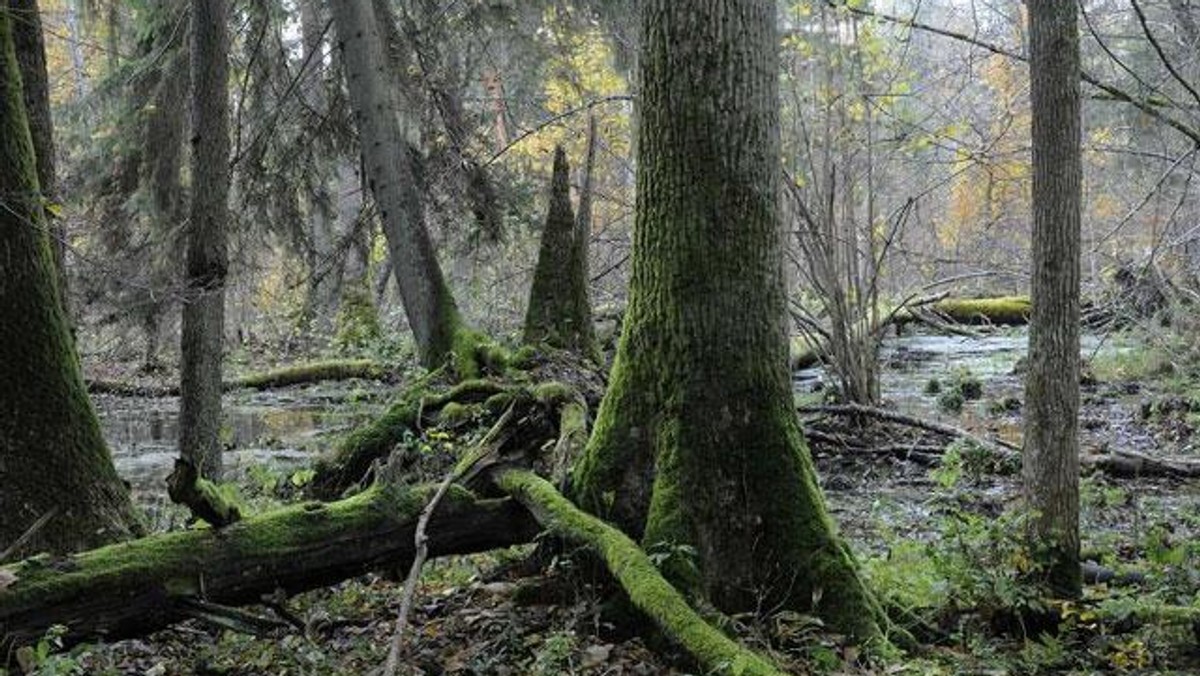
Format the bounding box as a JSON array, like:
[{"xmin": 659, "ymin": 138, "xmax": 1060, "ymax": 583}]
[
  {"xmin": 0, "ymin": 483, "xmax": 505, "ymax": 651},
  {"xmin": 497, "ymin": 469, "xmax": 786, "ymax": 676},
  {"xmin": 510, "ymin": 344, "xmax": 539, "ymax": 370},
  {"xmin": 531, "ymin": 381, "xmax": 576, "ymax": 407},
  {"xmin": 931, "ymin": 296, "xmax": 1031, "ymax": 325},
  {"xmin": 309, "ymin": 398, "xmax": 420, "ymax": 499},
  {"xmin": 437, "ymin": 401, "xmax": 479, "ymax": 427},
  {"xmin": 448, "ymin": 327, "xmax": 508, "ymax": 380},
  {"xmin": 332, "ymin": 282, "xmax": 383, "ymax": 352}
]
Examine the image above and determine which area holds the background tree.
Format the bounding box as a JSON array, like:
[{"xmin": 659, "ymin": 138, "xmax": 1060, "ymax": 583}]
[
  {"xmin": 332, "ymin": 0, "xmax": 489, "ymax": 374},
  {"xmin": 7, "ymin": 0, "xmax": 65, "ymax": 312},
  {"xmin": 179, "ymin": 0, "xmax": 230, "ymax": 480},
  {"xmin": 0, "ymin": 6, "xmax": 139, "ymax": 555},
  {"xmin": 1024, "ymin": 0, "xmax": 1083, "ymax": 597},
  {"xmin": 524, "ymin": 145, "xmax": 594, "ymax": 354},
  {"xmin": 572, "ymin": 0, "xmax": 886, "ymax": 640}
]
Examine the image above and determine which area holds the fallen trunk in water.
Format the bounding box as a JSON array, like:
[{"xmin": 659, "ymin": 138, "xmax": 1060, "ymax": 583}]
[
  {"xmin": 0, "ymin": 484, "xmax": 537, "ymax": 656},
  {"xmin": 87, "ymin": 359, "xmax": 399, "ymax": 397}
]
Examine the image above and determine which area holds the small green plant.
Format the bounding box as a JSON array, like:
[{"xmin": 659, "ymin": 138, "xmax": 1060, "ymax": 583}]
[
  {"xmin": 13, "ymin": 625, "xmax": 85, "ymax": 675},
  {"xmin": 924, "ymin": 378, "xmax": 942, "ymax": 395},
  {"xmin": 951, "ymin": 367, "xmax": 983, "ymax": 400},
  {"xmin": 986, "ymin": 396, "xmax": 1021, "ymax": 416},
  {"xmin": 530, "ymin": 630, "xmax": 577, "ymax": 676},
  {"xmin": 937, "ymin": 389, "xmax": 964, "ymax": 414}
]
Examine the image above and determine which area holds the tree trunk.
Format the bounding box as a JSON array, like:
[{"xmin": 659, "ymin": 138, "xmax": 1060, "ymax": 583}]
[
  {"xmin": 524, "ymin": 146, "xmax": 594, "ymax": 355},
  {"xmin": 8, "ymin": 0, "xmax": 67, "ymax": 316},
  {"xmin": 0, "ymin": 9, "xmax": 140, "ymax": 555},
  {"xmin": 1024, "ymin": 0, "xmax": 1083, "ymax": 598},
  {"xmin": 332, "ymin": 0, "xmax": 476, "ymax": 372},
  {"xmin": 180, "ymin": 0, "xmax": 230, "ymax": 480},
  {"xmin": 0, "ymin": 485, "xmax": 537, "ymax": 656},
  {"xmin": 141, "ymin": 22, "xmax": 189, "ymax": 370},
  {"xmin": 572, "ymin": 0, "xmax": 884, "ymax": 641}
]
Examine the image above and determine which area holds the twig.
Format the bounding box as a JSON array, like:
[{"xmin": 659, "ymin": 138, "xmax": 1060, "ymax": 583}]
[
  {"xmin": 381, "ymin": 402, "xmax": 518, "ymax": 676},
  {"xmin": 0, "ymin": 507, "xmax": 58, "ymax": 563}
]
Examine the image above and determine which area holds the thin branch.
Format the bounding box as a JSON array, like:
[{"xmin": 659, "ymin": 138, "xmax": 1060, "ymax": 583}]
[
  {"xmin": 824, "ymin": 0, "xmax": 1200, "ymax": 147},
  {"xmin": 1130, "ymin": 0, "xmax": 1200, "ymax": 110}
]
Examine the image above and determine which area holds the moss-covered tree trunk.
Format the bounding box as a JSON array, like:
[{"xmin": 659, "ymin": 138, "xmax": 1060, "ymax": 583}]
[
  {"xmin": 524, "ymin": 146, "xmax": 594, "ymax": 355},
  {"xmin": 1024, "ymin": 0, "xmax": 1082, "ymax": 598},
  {"xmin": 332, "ymin": 0, "xmax": 477, "ymax": 371},
  {"xmin": 179, "ymin": 0, "xmax": 230, "ymax": 480},
  {"xmin": 7, "ymin": 0, "xmax": 65, "ymax": 313},
  {"xmin": 571, "ymin": 0, "xmax": 884, "ymax": 641},
  {"xmin": 0, "ymin": 9, "xmax": 139, "ymax": 554}
]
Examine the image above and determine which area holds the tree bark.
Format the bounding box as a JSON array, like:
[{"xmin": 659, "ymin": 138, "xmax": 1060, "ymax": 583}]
[
  {"xmin": 0, "ymin": 9, "xmax": 140, "ymax": 556},
  {"xmin": 180, "ymin": 0, "xmax": 231, "ymax": 480},
  {"xmin": 524, "ymin": 146, "xmax": 594, "ymax": 355},
  {"xmin": 1024, "ymin": 0, "xmax": 1083, "ymax": 598},
  {"xmin": 572, "ymin": 0, "xmax": 885, "ymax": 641},
  {"xmin": 332, "ymin": 0, "xmax": 476, "ymax": 372},
  {"xmin": 0, "ymin": 485, "xmax": 537, "ymax": 657},
  {"xmin": 7, "ymin": 0, "xmax": 66, "ymax": 316}
]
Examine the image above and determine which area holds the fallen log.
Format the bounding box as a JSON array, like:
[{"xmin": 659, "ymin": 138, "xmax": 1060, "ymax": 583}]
[
  {"xmin": 86, "ymin": 359, "xmax": 398, "ymax": 398},
  {"xmin": 1084, "ymin": 450, "xmax": 1200, "ymax": 479},
  {"xmin": 893, "ymin": 296, "xmax": 1031, "ymax": 327},
  {"xmin": 493, "ymin": 468, "xmax": 786, "ymax": 676},
  {"xmin": 0, "ymin": 484, "xmax": 538, "ymax": 657},
  {"xmin": 798, "ymin": 402, "xmax": 1021, "ymax": 461}
]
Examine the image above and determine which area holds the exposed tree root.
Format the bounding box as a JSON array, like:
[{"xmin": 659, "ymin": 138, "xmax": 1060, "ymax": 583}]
[
  {"xmin": 492, "ymin": 468, "xmax": 787, "ymax": 676},
  {"xmin": 0, "ymin": 485, "xmax": 538, "ymax": 658}
]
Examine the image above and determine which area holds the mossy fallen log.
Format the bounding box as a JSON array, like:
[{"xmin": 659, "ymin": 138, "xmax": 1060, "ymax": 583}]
[
  {"xmin": 308, "ymin": 379, "xmax": 512, "ymax": 499},
  {"xmin": 894, "ymin": 296, "xmax": 1032, "ymax": 327},
  {"xmin": 87, "ymin": 359, "xmax": 398, "ymax": 397},
  {"xmin": 227, "ymin": 359, "xmax": 396, "ymax": 390},
  {"xmin": 494, "ymin": 468, "xmax": 787, "ymax": 676},
  {"xmin": 0, "ymin": 485, "xmax": 537, "ymax": 656}
]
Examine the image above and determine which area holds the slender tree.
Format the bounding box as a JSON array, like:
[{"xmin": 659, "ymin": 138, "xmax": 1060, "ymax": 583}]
[
  {"xmin": 524, "ymin": 146, "xmax": 595, "ymax": 355},
  {"xmin": 1023, "ymin": 0, "xmax": 1083, "ymax": 597},
  {"xmin": 571, "ymin": 0, "xmax": 885, "ymax": 641},
  {"xmin": 179, "ymin": 0, "xmax": 230, "ymax": 480},
  {"xmin": 0, "ymin": 7, "xmax": 139, "ymax": 554},
  {"xmin": 332, "ymin": 0, "xmax": 487, "ymax": 373}
]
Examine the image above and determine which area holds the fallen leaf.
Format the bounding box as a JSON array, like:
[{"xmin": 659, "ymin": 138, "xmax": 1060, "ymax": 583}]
[{"xmin": 581, "ymin": 643, "xmax": 613, "ymax": 668}]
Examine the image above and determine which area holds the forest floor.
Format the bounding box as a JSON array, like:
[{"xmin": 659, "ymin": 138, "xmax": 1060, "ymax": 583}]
[{"xmin": 32, "ymin": 327, "xmax": 1200, "ymax": 675}]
